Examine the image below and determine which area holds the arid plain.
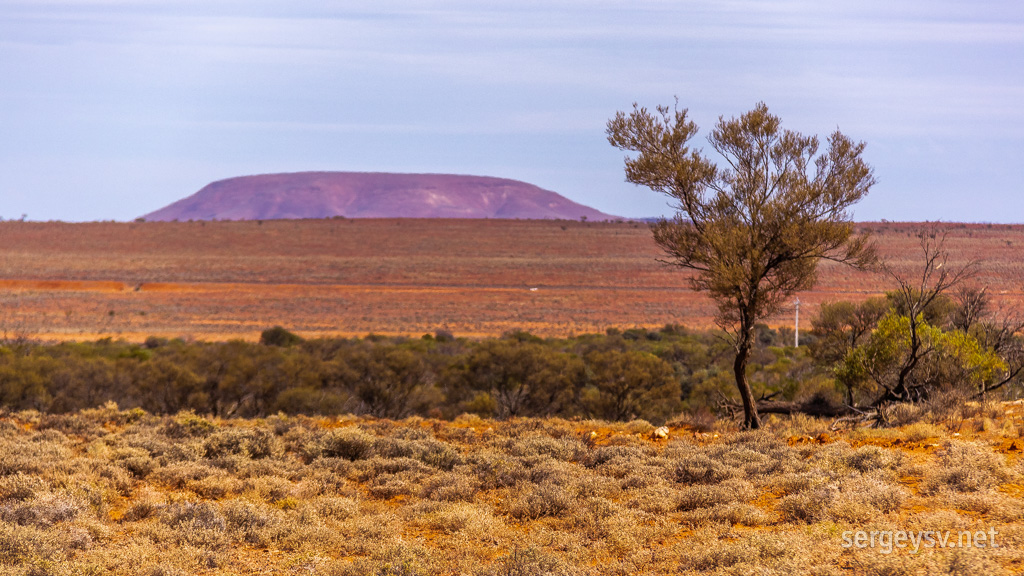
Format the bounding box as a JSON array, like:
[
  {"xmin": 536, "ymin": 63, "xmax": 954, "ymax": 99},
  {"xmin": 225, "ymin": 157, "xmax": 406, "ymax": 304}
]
[
  {"xmin": 1, "ymin": 219, "xmax": 1022, "ymax": 341},
  {"xmin": 5, "ymin": 218, "xmax": 1024, "ymax": 575}
]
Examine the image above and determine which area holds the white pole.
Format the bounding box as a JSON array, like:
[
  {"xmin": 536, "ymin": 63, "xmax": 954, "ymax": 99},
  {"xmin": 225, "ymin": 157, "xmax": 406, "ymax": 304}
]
[{"xmin": 794, "ymin": 298, "xmax": 800, "ymax": 347}]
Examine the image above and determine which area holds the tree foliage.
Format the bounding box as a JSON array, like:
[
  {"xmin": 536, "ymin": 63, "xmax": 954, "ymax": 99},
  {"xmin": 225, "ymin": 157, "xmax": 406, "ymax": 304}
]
[
  {"xmin": 836, "ymin": 312, "xmax": 1006, "ymax": 403},
  {"xmin": 0, "ymin": 325, "xmax": 823, "ymax": 424},
  {"xmin": 452, "ymin": 339, "xmax": 584, "ymax": 418},
  {"xmin": 829, "ymin": 229, "xmax": 1024, "ymax": 407},
  {"xmin": 581, "ymin": 349, "xmax": 680, "ymax": 421},
  {"xmin": 809, "ymin": 298, "xmax": 888, "ymax": 404},
  {"xmin": 259, "ymin": 326, "xmax": 304, "ymax": 347},
  {"xmin": 607, "ymin": 101, "xmax": 876, "ymax": 428}
]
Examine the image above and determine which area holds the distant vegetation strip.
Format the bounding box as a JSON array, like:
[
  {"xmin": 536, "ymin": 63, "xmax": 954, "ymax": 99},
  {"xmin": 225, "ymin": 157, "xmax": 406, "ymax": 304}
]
[{"xmin": 0, "ymin": 325, "xmax": 812, "ymax": 423}]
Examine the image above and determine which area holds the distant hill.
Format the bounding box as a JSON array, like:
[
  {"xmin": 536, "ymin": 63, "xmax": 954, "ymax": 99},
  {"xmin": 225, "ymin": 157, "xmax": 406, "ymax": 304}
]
[{"xmin": 141, "ymin": 172, "xmax": 621, "ymax": 221}]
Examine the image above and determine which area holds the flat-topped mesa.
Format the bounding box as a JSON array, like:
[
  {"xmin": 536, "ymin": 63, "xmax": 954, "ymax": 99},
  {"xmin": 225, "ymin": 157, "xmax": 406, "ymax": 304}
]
[{"xmin": 142, "ymin": 172, "xmax": 620, "ymax": 221}]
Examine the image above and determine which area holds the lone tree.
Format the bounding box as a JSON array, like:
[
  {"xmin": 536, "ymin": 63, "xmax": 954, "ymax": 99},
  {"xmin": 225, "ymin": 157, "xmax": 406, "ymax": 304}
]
[{"xmin": 607, "ymin": 101, "xmax": 876, "ymax": 429}]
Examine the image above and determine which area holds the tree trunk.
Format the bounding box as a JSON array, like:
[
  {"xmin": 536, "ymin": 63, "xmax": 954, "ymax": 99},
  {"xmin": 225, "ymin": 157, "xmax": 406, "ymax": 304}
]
[
  {"xmin": 894, "ymin": 319, "xmax": 922, "ymax": 401},
  {"xmin": 733, "ymin": 333, "xmax": 761, "ymax": 429}
]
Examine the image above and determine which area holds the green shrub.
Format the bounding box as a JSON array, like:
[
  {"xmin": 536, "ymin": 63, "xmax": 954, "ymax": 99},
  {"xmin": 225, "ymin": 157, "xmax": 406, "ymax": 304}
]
[{"xmin": 259, "ymin": 326, "xmax": 303, "ymax": 347}]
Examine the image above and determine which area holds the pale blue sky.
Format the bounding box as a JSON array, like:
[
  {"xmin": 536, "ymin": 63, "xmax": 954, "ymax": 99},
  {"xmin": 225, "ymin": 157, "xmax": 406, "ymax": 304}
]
[{"xmin": 1, "ymin": 1, "xmax": 1022, "ymax": 222}]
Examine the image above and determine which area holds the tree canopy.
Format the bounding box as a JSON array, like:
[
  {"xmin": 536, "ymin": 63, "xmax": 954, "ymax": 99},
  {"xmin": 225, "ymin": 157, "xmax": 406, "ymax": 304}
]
[
  {"xmin": 830, "ymin": 230, "xmax": 1024, "ymax": 411},
  {"xmin": 607, "ymin": 101, "xmax": 876, "ymax": 428}
]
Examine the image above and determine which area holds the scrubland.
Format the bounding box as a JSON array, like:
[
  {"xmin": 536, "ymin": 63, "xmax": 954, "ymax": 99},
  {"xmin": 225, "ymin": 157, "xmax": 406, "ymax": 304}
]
[
  {"xmin": 4, "ymin": 218, "xmax": 1024, "ymax": 574},
  {"xmin": 3, "ymin": 403, "xmax": 1024, "ymax": 575}
]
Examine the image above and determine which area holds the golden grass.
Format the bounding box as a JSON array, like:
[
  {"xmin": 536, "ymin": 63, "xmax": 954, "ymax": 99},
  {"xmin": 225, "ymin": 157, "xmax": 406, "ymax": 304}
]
[{"xmin": 3, "ymin": 403, "xmax": 1024, "ymax": 574}]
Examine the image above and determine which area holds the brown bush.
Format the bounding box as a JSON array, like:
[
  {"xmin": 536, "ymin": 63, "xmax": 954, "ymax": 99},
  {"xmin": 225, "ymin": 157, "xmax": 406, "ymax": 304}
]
[
  {"xmin": 921, "ymin": 440, "xmax": 1012, "ymax": 494},
  {"xmin": 506, "ymin": 481, "xmax": 573, "ymax": 520}
]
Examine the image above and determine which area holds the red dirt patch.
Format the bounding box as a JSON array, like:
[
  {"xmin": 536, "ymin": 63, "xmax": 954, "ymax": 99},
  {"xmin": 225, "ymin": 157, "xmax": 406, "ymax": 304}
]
[{"xmin": 2, "ymin": 219, "xmax": 1024, "ymax": 340}]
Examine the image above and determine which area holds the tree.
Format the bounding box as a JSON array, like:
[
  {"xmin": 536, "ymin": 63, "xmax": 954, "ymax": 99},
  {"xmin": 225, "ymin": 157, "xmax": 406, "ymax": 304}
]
[
  {"xmin": 835, "ymin": 230, "xmax": 1024, "ymax": 405},
  {"xmin": 348, "ymin": 345, "xmax": 436, "ymax": 418},
  {"xmin": 875, "ymin": 230, "xmax": 976, "ymax": 402},
  {"xmin": 952, "ymin": 286, "xmax": 1024, "ymax": 397},
  {"xmin": 259, "ymin": 326, "xmax": 303, "ymax": 347},
  {"xmin": 810, "ymin": 298, "xmax": 889, "ymax": 364},
  {"xmin": 453, "ymin": 339, "xmax": 584, "ymax": 418},
  {"xmin": 581, "ymin": 349, "xmax": 681, "ymax": 422},
  {"xmin": 809, "ymin": 298, "xmax": 888, "ymax": 405},
  {"xmin": 835, "ymin": 312, "xmax": 1005, "ymax": 405},
  {"xmin": 607, "ymin": 101, "xmax": 876, "ymax": 428}
]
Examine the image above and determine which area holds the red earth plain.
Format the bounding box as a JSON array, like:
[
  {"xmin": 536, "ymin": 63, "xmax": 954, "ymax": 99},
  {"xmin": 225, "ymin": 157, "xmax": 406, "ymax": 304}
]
[{"xmin": 0, "ymin": 219, "xmax": 1021, "ymax": 342}]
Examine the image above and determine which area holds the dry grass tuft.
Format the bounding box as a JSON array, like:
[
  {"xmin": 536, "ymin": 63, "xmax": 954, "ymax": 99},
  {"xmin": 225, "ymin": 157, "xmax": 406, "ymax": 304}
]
[
  {"xmin": 2, "ymin": 406, "xmax": 1024, "ymax": 574},
  {"xmin": 779, "ymin": 473, "xmax": 909, "ymax": 523},
  {"xmin": 921, "ymin": 440, "xmax": 1012, "ymax": 494}
]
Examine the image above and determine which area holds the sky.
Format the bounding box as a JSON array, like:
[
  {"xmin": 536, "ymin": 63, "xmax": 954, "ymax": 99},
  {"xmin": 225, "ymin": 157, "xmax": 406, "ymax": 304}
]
[{"xmin": 0, "ymin": 0, "xmax": 1022, "ymax": 222}]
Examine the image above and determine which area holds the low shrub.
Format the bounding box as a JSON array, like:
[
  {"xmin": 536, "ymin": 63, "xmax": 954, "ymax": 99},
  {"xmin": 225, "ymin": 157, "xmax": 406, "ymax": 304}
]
[
  {"xmin": 303, "ymin": 428, "xmax": 376, "ymax": 462},
  {"xmin": 921, "ymin": 440, "xmax": 1011, "ymax": 494},
  {"xmin": 506, "ymin": 482, "xmax": 573, "ymax": 520},
  {"xmin": 0, "ymin": 493, "xmax": 84, "ymax": 528},
  {"xmin": 420, "ymin": 472, "xmax": 480, "ymax": 502},
  {"xmin": 469, "ymin": 451, "xmax": 529, "ymax": 489},
  {"xmin": 779, "ymin": 473, "xmax": 908, "ymax": 523},
  {"xmin": 675, "ymin": 479, "xmax": 755, "ymax": 511},
  {"xmin": 162, "ymin": 412, "xmax": 217, "ymax": 439},
  {"xmin": 670, "ymin": 453, "xmax": 739, "ymax": 484},
  {"xmin": 203, "ymin": 427, "xmax": 279, "ymax": 460},
  {"xmin": 222, "ymin": 499, "xmax": 282, "ymax": 545},
  {"xmin": 0, "ymin": 473, "xmax": 47, "ymax": 501},
  {"xmin": 679, "ymin": 502, "xmax": 772, "ymax": 527}
]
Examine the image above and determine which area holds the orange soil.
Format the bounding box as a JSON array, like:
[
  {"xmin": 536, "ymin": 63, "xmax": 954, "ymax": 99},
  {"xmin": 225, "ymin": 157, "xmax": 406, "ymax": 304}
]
[
  {"xmin": 1, "ymin": 219, "xmax": 1023, "ymax": 341},
  {"xmin": 0, "ymin": 279, "xmax": 128, "ymax": 291}
]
